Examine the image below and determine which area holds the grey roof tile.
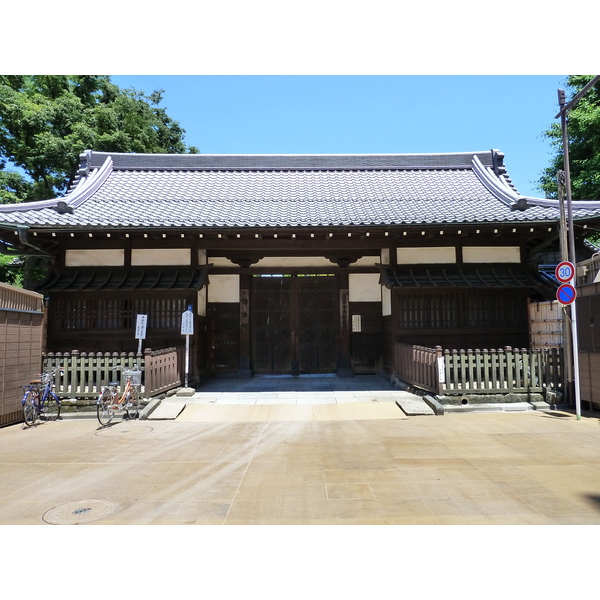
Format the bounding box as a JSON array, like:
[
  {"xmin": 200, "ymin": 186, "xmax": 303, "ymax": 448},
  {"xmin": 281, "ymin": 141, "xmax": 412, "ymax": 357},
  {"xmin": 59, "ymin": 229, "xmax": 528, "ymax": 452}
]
[{"xmin": 1, "ymin": 150, "xmax": 599, "ymax": 229}]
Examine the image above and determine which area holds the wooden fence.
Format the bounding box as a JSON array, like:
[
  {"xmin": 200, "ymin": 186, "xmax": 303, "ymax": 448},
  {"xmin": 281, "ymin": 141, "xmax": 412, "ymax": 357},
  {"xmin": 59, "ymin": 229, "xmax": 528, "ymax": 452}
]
[
  {"xmin": 394, "ymin": 343, "xmax": 441, "ymax": 393},
  {"xmin": 143, "ymin": 346, "xmax": 184, "ymax": 396},
  {"xmin": 576, "ymin": 253, "xmax": 600, "ymax": 286},
  {"xmin": 0, "ymin": 283, "xmax": 44, "ymax": 427},
  {"xmin": 42, "ymin": 346, "xmax": 183, "ymax": 399},
  {"xmin": 394, "ymin": 343, "xmax": 563, "ymax": 396}
]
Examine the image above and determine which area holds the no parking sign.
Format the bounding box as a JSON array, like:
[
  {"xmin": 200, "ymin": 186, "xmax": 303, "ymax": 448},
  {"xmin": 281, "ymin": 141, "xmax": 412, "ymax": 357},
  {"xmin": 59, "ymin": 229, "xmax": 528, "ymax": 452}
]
[{"xmin": 557, "ymin": 283, "xmax": 577, "ymax": 305}]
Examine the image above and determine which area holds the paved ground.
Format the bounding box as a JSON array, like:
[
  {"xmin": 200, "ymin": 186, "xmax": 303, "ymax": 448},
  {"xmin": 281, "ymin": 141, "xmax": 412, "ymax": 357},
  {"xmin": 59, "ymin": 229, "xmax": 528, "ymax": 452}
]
[{"xmin": 2, "ymin": 375, "xmax": 600, "ymax": 525}]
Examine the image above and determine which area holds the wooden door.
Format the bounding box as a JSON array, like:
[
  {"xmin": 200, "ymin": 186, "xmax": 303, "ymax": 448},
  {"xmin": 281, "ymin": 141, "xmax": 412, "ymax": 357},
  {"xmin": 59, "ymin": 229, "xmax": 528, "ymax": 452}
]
[
  {"xmin": 207, "ymin": 303, "xmax": 239, "ymax": 373},
  {"xmin": 251, "ymin": 275, "xmax": 338, "ymax": 375},
  {"xmin": 296, "ymin": 275, "xmax": 338, "ymax": 373}
]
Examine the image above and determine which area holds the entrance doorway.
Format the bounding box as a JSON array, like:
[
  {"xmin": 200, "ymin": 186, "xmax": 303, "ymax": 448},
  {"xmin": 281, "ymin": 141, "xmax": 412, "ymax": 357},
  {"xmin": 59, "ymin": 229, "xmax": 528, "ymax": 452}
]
[{"xmin": 251, "ymin": 275, "xmax": 338, "ymax": 375}]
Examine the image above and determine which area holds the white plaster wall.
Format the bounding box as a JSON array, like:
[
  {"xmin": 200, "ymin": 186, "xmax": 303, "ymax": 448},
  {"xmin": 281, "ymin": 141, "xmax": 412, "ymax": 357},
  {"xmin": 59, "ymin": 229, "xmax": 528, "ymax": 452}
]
[
  {"xmin": 210, "ymin": 257, "xmax": 237, "ymax": 267},
  {"xmin": 131, "ymin": 248, "xmax": 190, "ymax": 266},
  {"xmin": 349, "ymin": 273, "xmax": 381, "ymax": 302},
  {"xmin": 198, "ymin": 249, "xmax": 207, "ymax": 265},
  {"xmin": 197, "ymin": 288, "xmax": 207, "ymax": 316},
  {"xmin": 65, "ymin": 249, "xmax": 124, "ymax": 267},
  {"xmin": 397, "ymin": 247, "xmax": 456, "ymax": 264},
  {"xmin": 463, "ymin": 246, "xmax": 521, "ymax": 263},
  {"xmin": 380, "ymin": 248, "xmax": 390, "ymax": 265},
  {"xmin": 254, "ymin": 256, "xmax": 333, "ymax": 268},
  {"xmin": 382, "ymin": 286, "xmax": 391, "ymax": 316},
  {"xmin": 352, "ymin": 256, "xmax": 379, "ymax": 267},
  {"xmin": 208, "ymin": 274, "xmax": 240, "ymax": 303}
]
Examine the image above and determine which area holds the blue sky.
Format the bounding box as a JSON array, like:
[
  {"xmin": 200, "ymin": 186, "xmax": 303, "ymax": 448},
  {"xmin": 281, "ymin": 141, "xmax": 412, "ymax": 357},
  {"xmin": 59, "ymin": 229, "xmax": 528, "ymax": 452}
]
[{"xmin": 111, "ymin": 75, "xmax": 568, "ymax": 198}]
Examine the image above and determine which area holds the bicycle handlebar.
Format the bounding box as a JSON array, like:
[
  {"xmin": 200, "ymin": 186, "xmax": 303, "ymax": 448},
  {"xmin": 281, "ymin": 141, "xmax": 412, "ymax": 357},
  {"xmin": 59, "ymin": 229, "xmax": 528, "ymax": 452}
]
[{"xmin": 40, "ymin": 367, "xmax": 64, "ymax": 383}]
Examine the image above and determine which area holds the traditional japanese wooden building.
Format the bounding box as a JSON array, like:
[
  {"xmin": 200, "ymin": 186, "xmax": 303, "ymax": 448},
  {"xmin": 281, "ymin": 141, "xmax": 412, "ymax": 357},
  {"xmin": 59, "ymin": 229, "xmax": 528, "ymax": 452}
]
[{"xmin": 1, "ymin": 149, "xmax": 600, "ymax": 381}]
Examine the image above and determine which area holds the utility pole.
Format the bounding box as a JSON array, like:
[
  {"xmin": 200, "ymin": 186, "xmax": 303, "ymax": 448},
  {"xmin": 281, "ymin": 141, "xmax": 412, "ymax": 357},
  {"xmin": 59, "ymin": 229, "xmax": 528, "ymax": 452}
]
[
  {"xmin": 557, "ymin": 170, "xmax": 573, "ymax": 408},
  {"xmin": 555, "ymin": 76, "xmax": 600, "ymax": 419}
]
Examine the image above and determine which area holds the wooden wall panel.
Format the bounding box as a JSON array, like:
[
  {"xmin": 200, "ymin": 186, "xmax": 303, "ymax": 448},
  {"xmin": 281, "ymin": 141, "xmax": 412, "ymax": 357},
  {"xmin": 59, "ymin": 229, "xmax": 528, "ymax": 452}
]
[{"xmin": 0, "ymin": 310, "xmax": 43, "ymax": 426}]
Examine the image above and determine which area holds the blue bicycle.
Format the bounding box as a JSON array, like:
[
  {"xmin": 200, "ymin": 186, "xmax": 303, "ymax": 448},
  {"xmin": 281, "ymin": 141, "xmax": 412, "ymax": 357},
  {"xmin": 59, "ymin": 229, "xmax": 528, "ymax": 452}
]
[{"xmin": 22, "ymin": 367, "xmax": 64, "ymax": 427}]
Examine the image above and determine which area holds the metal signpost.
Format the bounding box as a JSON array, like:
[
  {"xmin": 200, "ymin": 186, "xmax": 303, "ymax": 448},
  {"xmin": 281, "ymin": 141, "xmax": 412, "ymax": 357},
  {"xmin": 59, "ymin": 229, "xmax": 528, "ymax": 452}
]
[
  {"xmin": 555, "ymin": 258, "xmax": 581, "ymax": 418},
  {"xmin": 181, "ymin": 306, "xmax": 194, "ymax": 388},
  {"xmin": 556, "ymin": 262, "xmax": 577, "ymax": 306},
  {"xmin": 135, "ymin": 314, "xmax": 148, "ymax": 354}
]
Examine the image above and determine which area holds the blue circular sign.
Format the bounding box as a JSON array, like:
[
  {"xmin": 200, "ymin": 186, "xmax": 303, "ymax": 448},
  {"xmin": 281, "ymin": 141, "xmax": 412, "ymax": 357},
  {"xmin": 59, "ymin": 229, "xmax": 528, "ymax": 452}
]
[{"xmin": 557, "ymin": 283, "xmax": 577, "ymax": 305}]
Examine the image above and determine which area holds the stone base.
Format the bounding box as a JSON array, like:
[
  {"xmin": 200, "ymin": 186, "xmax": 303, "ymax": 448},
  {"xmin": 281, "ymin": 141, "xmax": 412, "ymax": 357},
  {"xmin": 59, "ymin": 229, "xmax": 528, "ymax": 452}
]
[
  {"xmin": 439, "ymin": 392, "xmax": 546, "ymax": 406},
  {"xmin": 176, "ymin": 387, "xmax": 196, "ymax": 397}
]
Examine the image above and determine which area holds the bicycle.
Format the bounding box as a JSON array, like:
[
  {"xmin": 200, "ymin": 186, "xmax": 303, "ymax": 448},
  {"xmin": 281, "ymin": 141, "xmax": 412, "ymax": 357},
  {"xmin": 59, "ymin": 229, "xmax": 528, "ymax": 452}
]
[
  {"xmin": 96, "ymin": 366, "xmax": 142, "ymax": 426},
  {"xmin": 22, "ymin": 367, "xmax": 64, "ymax": 427}
]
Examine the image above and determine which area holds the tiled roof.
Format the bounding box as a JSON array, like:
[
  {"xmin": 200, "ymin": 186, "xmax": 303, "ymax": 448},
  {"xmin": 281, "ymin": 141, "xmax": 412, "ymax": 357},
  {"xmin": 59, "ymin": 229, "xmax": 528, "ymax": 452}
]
[
  {"xmin": 378, "ymin": 265, "xmax": 547, "ymax": 289},
  {"xmin": 2, "ymin": 150, "xmax": 600, "ymax": 229},
  {"xmin": 38, "ymin": 267, "xmax": 208, "ymax": 291}
]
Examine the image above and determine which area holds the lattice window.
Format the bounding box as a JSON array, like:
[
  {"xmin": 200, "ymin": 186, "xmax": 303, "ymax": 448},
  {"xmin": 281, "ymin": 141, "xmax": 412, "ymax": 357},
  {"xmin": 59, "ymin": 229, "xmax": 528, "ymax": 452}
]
[
  {"xmin": 397, "ymin": 290, "xmax": 525, "ymax": 330},
  {"xmin": 55, "ymin": 296, "xmax": 187, "ymax": 331}
]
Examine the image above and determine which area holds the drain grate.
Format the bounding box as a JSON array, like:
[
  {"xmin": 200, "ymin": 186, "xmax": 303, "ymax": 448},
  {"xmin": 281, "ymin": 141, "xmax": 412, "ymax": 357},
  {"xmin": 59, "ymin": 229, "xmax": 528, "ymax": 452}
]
[{"xmin": 42, "ymin": 499, "xmax": 119, "ymax": 525}]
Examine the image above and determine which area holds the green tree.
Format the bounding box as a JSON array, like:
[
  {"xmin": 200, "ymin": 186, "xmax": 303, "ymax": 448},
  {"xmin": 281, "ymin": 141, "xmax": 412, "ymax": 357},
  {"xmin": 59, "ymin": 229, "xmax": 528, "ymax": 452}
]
[
  {"xmin": 538, "ymin": 75, "xmax": 600, "ymax": 201},
  {"xmin": 0, "ymin": 75, "xmax": 199, "ymax": 203},
  {"xmin": 0, "ymin": 254, "xmax": 23, "ymax": 286}
]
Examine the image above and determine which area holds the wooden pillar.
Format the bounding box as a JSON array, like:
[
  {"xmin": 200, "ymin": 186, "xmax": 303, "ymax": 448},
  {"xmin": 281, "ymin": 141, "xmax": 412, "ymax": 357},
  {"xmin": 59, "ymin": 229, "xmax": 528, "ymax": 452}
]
[
  {"xmin": 338, "ymin": 272, "xmax": 352, "ymax": 377},
  {"xmin": 238, "ymin": 274, "xmax": 252, "ymax": 377}
]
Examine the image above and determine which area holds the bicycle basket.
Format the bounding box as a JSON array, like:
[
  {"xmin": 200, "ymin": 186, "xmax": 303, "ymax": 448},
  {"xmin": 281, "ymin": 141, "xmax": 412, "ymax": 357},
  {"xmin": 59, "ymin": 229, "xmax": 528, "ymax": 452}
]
[{"xmin": 122, "ymin": 368, "xmax": 142, "ymax": 386}]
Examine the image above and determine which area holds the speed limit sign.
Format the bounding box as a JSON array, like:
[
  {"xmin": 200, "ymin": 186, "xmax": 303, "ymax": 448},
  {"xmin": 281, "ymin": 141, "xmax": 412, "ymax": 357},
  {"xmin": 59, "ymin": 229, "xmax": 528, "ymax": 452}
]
[{"xmin": 555, "ymin": 261, "xmax": 575, "ymax": 283}]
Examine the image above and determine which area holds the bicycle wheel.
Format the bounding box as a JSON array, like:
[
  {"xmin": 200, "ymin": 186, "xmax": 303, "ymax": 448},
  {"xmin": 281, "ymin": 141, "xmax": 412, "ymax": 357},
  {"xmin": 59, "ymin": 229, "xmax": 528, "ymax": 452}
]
[
  {"xmin": 97, "ymin": 390, "xmax": 115, "ymax": 426},
  {"xmin": 23, "ymin": 391, "xmax": 39, "ymax": 427},
  {"xmin": 41, "ymin": 393, "xmax": 61, "ymax": 421},
  {"xmin": 125, "ymin": 387, "xmax": 139, "ymax": 420}
]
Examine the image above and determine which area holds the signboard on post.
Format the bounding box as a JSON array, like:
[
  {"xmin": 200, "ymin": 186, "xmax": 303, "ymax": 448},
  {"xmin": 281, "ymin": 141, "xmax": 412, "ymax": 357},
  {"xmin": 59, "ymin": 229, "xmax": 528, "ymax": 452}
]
[
  {"xmin": 181, "ymin": 306, "xmax": 194, "ymax": 388},
  {"xmin": 437, "ymin": 356, "xmax": 445, "ymax": 383},
  {"xmin": 181, "ymin": 310, "xmax": 194, "ymax": 335},
  {"xmin": 135, "ymin": 314, "xmax": 148, "ymax": 354}
]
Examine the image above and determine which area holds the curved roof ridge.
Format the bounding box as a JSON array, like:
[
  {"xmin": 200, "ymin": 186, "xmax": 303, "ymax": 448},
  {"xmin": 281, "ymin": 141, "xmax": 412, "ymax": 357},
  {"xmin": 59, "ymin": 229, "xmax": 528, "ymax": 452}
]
[
  {"xmin": 0, "ymin": 157, "xmax": 113, "ymax": 214},
  {"xmin": 85, "ymin": 149, "xmax": 497, "ymax": 172},
  {"xmin": 471, "ymin": 155, "xmax": 521, "ymax": 208},
  {"xmin": 67, "ymin": 157, "xmax": 113, "ymax": 209}
]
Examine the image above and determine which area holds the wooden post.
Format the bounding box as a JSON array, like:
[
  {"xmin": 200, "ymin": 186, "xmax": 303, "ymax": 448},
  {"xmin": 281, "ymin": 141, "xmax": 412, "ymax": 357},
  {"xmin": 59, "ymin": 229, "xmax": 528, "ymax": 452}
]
[
  {"xmin": 69, "ymin": 350, "xmax": 78, "ymax": 399},
  {"xmin": 505, "ymin": 346, "xmax": 514, "ymax": 392},
  {"xmin": 238, "ymin": 284, "xmax": 251, "ymax": 376},
  {"xmin": 338, "ymin": 286, "xmax": 352, "ymax": 376},
  {"xmin": 435, "ymin": 346, "xmax": 444, "ymax": 395}
]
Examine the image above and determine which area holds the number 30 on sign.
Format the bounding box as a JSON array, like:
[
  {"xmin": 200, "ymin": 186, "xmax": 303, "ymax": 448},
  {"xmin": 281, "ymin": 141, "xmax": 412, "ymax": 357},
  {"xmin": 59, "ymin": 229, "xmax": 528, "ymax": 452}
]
[{"xmin": 555, "ymin": 261, "xmax": 575, "ymax": 283}]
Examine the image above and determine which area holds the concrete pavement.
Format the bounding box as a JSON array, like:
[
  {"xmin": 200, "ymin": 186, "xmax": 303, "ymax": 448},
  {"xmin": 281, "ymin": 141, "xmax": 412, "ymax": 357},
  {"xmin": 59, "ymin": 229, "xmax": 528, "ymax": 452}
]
[{"xmin": 2, "ymin": 379, "xmax": 600, "ymax": 524}]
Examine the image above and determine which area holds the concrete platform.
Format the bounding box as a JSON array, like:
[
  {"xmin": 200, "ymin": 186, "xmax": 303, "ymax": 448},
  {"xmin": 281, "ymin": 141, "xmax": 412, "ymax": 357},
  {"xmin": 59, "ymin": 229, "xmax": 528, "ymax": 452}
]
[
  {"xmin": 175, "ymin": 401, "xmax": 408, "ymax": 422},
  {"xmin": 146, "ymin": 374, "xmax": 432, "ymax": 420}
]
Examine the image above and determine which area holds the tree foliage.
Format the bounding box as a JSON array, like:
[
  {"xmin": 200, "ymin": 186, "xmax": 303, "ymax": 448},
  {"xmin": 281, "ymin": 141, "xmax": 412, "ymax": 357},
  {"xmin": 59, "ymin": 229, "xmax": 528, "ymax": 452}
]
[
  {"xmin": 0, "ymin": 75, "xmax": 199, "ymax": 203},
  {"xmin": 538, "ymin": 75, "xmax": 600, "ymax": 201},
  {"xmin": 0, "ymin": 253, "xmax": 23, "ymax": 286}
]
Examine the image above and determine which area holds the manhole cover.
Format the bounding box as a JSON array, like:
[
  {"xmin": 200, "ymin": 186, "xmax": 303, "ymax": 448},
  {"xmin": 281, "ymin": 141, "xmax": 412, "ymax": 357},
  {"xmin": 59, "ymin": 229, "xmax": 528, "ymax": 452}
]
[
  {"xmin": 42, "ymin": 499, "xmax": 119, "ymax": 525},
  {"xmin": 96, "ymin": 425, "xmax": 153, "ymax": 437}
]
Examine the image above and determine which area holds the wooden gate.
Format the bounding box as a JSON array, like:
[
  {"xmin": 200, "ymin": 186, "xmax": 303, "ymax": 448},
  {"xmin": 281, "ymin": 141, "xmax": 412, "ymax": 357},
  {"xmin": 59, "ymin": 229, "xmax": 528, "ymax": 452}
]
[{"xmin": 251, "ymin": 275, "xmax": 338, "ymax": 375}]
